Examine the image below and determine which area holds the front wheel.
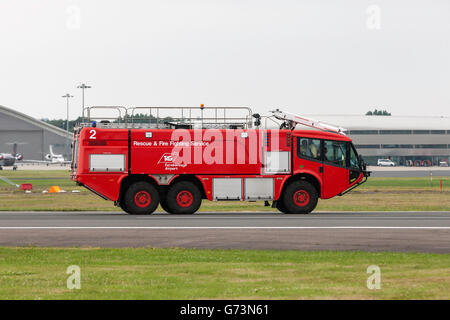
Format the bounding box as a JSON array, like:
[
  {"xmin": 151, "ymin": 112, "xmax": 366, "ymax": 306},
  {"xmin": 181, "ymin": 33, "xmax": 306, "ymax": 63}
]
[
  {"xmin": 123, "ymin": 182, "xmax": 159, "ymax": 215},
  {"xmin": 165, "ymin": 181, "xmax": 202, "ymax": 214},
  {"xmin": 275, "ymin": 200, "xmax": 288, "ymax": 214},
  {"xmin": 280, "ymin": 180, "xmax": 318, "ymax": 214},
  {"xmin": 119, "ymin": 201, "xmax": 130, "ymax": 214}
]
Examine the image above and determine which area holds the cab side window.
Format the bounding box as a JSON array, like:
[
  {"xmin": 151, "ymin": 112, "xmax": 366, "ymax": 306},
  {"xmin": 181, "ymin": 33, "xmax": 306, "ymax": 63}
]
[
  {"xmin": 297, "ymin": 138, "xmax": 321, "ymax": 161},
  {"xmin": 323, "ymin": 140, "xmax": 347, "ymax": 167},
  {"xmin": 349, "ymin": 145, "xmax": 359, "ymax": 169}
]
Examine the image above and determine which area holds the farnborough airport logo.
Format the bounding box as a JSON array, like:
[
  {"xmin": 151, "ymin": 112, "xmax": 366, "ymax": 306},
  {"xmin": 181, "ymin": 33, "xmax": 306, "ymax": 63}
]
[
  {"xmin": 158, "ymin": 152, "xmax": 179, "ymax": 164},
  {"xmin": 158, "ymin": 151, "xmax": 187, "ymax": 171}
]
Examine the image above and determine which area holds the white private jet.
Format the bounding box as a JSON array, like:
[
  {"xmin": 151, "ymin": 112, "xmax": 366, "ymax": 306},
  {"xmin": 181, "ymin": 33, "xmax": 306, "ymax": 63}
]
[{"xmin": 22, "ymin": 145, "xmax": 71, "ymax": 165}]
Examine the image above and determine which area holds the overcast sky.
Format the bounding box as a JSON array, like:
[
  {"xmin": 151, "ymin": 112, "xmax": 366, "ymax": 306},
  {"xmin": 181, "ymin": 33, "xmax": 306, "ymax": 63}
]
[{"xmin": 0, "ymin": 0, "xmax": 449, "ymax": 120}]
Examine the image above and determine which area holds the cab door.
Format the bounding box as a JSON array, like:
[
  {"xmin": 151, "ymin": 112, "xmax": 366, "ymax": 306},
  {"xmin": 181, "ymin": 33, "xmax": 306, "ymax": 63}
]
[
  {"xmin": 321, "ymin": 140, "xmax": 350, "ymax": 199},
  {"xmin": 293, "ymin": 136, "xmax": 324, "ymax": 183}
]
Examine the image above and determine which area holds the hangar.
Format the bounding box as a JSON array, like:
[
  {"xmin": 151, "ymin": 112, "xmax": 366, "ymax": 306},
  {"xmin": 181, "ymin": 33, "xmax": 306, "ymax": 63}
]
[
  {"xmin": 309, "ymin": 114, "xmax": 450, "ymax": 166},
  {"xmin": 0, "ymin": 105, "xmax": 72, "ymax": 161}
]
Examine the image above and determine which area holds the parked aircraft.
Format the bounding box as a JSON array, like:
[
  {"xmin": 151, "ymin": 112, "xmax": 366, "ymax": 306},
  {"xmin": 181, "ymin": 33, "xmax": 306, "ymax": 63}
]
[
  {"xmin": 22, "ymin": 145, "xmax": 70, "ymax": 165},
  {"xmin": 0, "ymin": 143, "xmax": 24, "ymax": 170}
]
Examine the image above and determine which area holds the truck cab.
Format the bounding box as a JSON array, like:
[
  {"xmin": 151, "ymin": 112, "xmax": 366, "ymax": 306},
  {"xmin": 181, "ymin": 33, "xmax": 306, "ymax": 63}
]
[{"xmin": 293, "ymin": 130, "xmax": 366, "ymax": 199}]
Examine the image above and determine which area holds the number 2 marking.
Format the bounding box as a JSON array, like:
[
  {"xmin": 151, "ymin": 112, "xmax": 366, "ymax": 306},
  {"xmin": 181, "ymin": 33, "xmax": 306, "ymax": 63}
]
[{"xmin": 89, "ymin": 129, "xmax": 96, "ymax": 139}]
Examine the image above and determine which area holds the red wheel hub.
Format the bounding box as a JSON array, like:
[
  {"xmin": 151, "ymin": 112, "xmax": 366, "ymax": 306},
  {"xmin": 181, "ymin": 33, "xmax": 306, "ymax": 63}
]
[
  {"xmin": 293, "ymin": 190, "xmax": 310, "ymax": 207},
  {"xmin": 134, "ymin": 190, "xmax": 151, "ymax": 208},
  {"xmin": 176, "ymin": 190, "xmax": 193, "ymax": 208}
]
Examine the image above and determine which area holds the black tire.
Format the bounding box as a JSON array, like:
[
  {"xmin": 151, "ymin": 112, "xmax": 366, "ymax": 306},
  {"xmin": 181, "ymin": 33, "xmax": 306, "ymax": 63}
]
[
  {"xmin": 159, "ymin": 197, "xmax": 175, "ymax": 214},
  {"xmin": 166, "ymin": 181, "xmax": 202, "ymax": 214},
  {"xmin": 123, "ymin": 182, "xmax": 159, "ymax": 215},
  {"xmin": 119, "ymin": 199, "xmax": 132, "ymax": 214},
  {"xmin": 281, "ymin": 180, "xmax": 318, "ymax": 214},
  {"xmin": 275, "ymin": 200, "xmax": 288, "ymax": 214}
]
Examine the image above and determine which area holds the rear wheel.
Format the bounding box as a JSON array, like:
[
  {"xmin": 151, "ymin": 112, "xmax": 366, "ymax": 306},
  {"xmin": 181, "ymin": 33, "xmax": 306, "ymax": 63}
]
[
  {"xmin": 159, "ymin": 197, "xmax": 175, "ymax": 214},
  {"xmin": 281, "ymin": 180, "xmax": 318, "ymax": 214},
  {"xmin": 166, "ymin": 181, "xmax": 202, "ymax": 214},
  {"xmin": 124, "ymin": 182, "xmax": 159, "ymax": 215}
]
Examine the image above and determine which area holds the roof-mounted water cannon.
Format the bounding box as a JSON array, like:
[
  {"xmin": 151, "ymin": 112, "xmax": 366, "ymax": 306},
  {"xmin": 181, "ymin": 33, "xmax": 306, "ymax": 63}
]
[
  {"xmin": 252, "ymin": 113, "xmax": 261, "ymax": 127},
  {"xmin": 270, "ymin": 109, "xmax": 347, "ymax": 135}
]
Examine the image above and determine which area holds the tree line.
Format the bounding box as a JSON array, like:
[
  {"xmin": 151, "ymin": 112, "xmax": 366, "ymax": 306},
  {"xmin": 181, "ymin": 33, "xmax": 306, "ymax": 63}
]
[
  {"xmin": 41, "ymin": 113, "xmax": 174, "ymax": 132},
  {"xmin": 365, "ymin": 109, "xmax": 391, "ymax": 116}
]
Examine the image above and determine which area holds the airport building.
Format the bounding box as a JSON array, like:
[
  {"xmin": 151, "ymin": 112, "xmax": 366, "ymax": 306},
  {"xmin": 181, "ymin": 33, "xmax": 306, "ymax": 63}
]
[
  {"xmin": 0, "ymin": 105, "xmax": 72, "ymax": 161},
  {"xmin": 309, "ymin": 114, "xmax": 450, "ymax": 166}
]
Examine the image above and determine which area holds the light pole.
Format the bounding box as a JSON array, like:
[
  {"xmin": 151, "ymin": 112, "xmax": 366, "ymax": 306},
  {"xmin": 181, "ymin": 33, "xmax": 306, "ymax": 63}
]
[
  {"xmin": 77, "ymin": 83, "xmax": 91, "ymax": 120},
  {"xmin": 62, "ymin": 93, "xmax": 74, "ymax": 132}
]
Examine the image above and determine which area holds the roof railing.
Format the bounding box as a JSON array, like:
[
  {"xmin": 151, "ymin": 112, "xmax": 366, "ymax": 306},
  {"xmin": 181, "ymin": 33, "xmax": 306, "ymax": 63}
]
[{"xmin": 78, "ymin": 106, "xmax": 254, "ymax": 129}]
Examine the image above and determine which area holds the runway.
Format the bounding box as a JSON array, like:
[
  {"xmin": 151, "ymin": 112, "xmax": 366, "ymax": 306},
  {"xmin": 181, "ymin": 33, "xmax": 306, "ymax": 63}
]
[
  {"xmin": 0, "ymin": 211, "xmax": 449, "ymax": 253},
  {"xmin": 368, "ymin": 166, "xmax": 450, "ymax": 177}
]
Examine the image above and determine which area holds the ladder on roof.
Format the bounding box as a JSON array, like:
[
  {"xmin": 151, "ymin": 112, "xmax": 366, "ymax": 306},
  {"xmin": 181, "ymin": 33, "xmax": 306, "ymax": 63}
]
[{"xmin": 270, "ymin": 109, "xmax": 347, "ymax": 135}]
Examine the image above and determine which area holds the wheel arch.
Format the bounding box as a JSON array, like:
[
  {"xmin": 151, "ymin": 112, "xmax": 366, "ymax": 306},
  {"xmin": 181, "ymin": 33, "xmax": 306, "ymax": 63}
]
[
  {"xmin": 280, "ymin": 173, "xmax": 322, "ymax": 199},
  {"xmin": 118, "ymin": 174, "xmax": 159, "ymax": 205},
  {"xmin": 169, "ymin": 174, "xmax": 207, "ymax": 199}
]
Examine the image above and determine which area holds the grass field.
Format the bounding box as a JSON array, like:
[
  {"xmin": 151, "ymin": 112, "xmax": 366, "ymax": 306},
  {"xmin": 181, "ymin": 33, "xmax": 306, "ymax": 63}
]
[
  {"xmin": 1, "ymin": 173, "xmax": 448, "ymax": 300},
  {"xmin": 0, "ymin": 170, "xmax": 449, "ymax": 211},
  {"xmin": 0, "ymin": 247, "xmax": 448, "ymax": 299}
]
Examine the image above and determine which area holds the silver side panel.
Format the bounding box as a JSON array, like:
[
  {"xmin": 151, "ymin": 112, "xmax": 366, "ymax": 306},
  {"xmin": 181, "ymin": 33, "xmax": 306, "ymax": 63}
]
[
  {"xmin": 89, "ymin": 154, "xmax": 125, "ymax": 172},
  {"xmin": 213, "ymin": 178, "xmax": 242, "ymax": 200},
  {"xmin": 264, "ymin": 151, "xmax": 290, "ymax": 174},
  {"xmin": 73, "ymin": 138, "xmax": 80, "ymax": 174},
  {"xmin": 244, "ymin": 178, "xmax": 274, "ymax": 200},
  {"xmin": 151, "ymin": 174, "xmax": 176, "ymax": 185}
]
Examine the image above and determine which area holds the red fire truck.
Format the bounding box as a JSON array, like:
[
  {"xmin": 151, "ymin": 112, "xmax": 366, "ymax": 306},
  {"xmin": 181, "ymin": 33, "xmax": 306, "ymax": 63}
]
[{"xmin": 71, "ymin": 106, "xmax": 369, "ymax": 214}]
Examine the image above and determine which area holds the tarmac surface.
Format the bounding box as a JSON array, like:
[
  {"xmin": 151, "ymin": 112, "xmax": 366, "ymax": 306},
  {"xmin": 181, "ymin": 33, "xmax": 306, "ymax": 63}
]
[
  {"xmin": 0, "ymin": 211, "xmax": 449, "ymax": 253},
  {"xmin": 367, "ymin": 166, "xmax": 450, "ymax": 177}
]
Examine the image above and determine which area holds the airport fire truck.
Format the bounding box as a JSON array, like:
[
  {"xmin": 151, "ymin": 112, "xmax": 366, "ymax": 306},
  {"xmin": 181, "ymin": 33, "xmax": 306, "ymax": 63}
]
[{"xmin": 71, "ymin": 106, "xmax": 369, "ymax": 214}]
